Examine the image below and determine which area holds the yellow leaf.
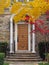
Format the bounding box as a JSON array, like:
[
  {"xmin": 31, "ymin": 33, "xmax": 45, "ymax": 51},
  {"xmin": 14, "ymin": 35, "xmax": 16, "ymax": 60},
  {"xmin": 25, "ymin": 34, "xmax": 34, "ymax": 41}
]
[{"xmin": 0, "ymin": 8, "xmax": 4, "ymax": 14}]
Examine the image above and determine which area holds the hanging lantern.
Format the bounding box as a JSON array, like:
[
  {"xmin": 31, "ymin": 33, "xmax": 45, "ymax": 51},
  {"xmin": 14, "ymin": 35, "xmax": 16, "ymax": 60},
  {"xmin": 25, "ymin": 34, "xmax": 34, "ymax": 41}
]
[{"xmin": 24, "ymin": 15, "xmax": 30, "ymax": 22}]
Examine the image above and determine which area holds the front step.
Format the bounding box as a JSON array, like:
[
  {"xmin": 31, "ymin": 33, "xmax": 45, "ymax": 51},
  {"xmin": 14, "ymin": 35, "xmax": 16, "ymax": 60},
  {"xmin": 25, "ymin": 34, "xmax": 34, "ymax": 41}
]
[
  {"xmin": 5, "ymin": 53, "xmax": 42, "ymax": 62},
  {"xmin": 5, "ymin": 58, "xmax": 42, "ymax": 62}
]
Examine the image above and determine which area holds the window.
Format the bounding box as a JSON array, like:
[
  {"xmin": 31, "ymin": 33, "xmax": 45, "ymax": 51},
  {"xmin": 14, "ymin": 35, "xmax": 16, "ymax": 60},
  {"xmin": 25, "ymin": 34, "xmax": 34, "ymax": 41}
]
[
  {"xmin": 16, "ymin": 0, "xmax": 33, "ymax": 2},
  {"xmin": 16, "ymin": 0, "xmax": 25, "ymax": 2},
  {"xmin": 18, "ymin": 0, "xmax": 24, "ymax": 2},
  {"xmin": 13, "ymin": 0, "xmax": 33, "ymax": 2}
]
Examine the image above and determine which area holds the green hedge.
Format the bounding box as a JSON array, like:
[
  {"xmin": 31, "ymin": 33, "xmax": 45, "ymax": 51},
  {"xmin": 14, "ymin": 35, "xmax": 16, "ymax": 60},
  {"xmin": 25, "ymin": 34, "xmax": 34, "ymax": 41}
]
[{"xmin": 0, "ymin": 53, "xmax": 5, "ymax": 65}]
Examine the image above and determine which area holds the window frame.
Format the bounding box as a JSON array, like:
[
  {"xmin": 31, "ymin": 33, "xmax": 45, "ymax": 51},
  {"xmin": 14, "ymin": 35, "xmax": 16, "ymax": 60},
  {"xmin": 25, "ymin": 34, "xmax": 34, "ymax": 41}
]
[{"xmin": 16, "ymin": 0, "xmax": 29, "ymax": 2}]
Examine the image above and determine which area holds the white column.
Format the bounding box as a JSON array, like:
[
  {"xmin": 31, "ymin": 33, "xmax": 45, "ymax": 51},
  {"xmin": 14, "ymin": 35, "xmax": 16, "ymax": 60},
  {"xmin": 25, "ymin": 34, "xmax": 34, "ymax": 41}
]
[
  {"xmin": 32, "ymin": 24, "xmax": 36, "ymax": 53},
  {"xmin": 10, "ymin": 14, "xmax": 15, "ymax": 53},
  {"xmin": 15, "ymin": 24, "xmax": 17, "ymax": 52}
]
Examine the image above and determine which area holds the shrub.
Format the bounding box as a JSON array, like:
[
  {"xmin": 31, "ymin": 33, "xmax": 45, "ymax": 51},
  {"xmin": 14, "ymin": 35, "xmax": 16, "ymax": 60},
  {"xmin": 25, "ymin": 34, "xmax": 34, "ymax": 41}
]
[
  {"xmin": 45, "ymin": 53, "xmax": 49, "ymax": 62},
  {"xmin": 46, "ymin": 42, "xmax": 49, "ymax": 53},
  {"xmin": 38, "ymin": 41, "xmax": 49, "ymax": 60},
  {"xmin": 0, "ymin": 53, "xmax": 5, "ymax": 65},
  {"xmin": 38, "ymin": 42, "xmax": 45, "ymax": 60},
  {"xmin": 0, "ymin": 42, "xmax": 8, "ymax": 56},
  {"xmin": 0, "ymin": 53, "xmax": 5, "ymax": 59}
]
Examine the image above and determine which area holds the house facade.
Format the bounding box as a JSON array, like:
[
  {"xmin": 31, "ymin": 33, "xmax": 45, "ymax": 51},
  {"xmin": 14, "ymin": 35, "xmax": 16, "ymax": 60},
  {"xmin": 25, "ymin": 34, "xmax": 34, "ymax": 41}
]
[{"xmin": 0, "ymin": 0, "xmax": 49, "ymax": 55}]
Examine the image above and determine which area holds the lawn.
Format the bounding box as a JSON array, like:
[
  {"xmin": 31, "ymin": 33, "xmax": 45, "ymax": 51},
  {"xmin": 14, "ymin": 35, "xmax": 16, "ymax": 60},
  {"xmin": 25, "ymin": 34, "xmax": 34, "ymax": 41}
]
[
  {"xmin": 3, "ymin": 63, "xmax": 9, "ymax": 65},
  {"xmin": 38, "ymin": 63, "xmax": 49, "ymax": 65}
]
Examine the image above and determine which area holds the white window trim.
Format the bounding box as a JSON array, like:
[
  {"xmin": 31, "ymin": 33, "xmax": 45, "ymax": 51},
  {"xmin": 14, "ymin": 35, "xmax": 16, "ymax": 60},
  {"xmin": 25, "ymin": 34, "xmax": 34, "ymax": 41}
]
[
  {"xmin": 16, "ymin": 0, "xmax": 29, "ymax": 2},
  {"xmin": 28, "ymin": 24, "xmax": 31, "ymax": 51},
  {"xmin": 15, "ymin": 22, "xmax": 31, "ymax": 52}
]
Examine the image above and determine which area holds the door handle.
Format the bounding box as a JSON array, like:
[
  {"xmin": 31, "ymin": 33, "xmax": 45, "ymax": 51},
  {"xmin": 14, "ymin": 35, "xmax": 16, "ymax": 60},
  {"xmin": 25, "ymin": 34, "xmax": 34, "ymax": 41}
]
[{"xmin": 17, "ymin": 36, "xmax": 19, "ymax": 42}]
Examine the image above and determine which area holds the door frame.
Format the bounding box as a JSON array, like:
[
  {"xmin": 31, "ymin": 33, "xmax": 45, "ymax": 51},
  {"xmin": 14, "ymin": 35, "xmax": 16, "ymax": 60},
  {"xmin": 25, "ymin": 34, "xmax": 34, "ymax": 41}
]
[{"xmin": 15, "ymin": 22, "xmax": 31, "ymax": 52}]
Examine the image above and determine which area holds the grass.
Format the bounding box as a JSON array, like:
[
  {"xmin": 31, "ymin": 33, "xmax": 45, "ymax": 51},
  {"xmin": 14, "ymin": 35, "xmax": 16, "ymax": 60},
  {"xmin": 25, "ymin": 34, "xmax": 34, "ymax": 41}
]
[
  {"xmin": 3, "ymin": 63, "xmax": 9, "ymax": 65},
  {"xmin": 38, "ymin": 63, "xmax": 49, "ymax": 65}
]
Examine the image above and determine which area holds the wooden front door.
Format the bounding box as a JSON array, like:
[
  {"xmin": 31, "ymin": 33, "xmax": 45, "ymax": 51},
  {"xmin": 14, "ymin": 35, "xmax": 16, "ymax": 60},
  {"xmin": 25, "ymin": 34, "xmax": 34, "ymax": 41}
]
[{"xmin": 17, "ymin": 24, "xmax": 28, "ymax": 50}]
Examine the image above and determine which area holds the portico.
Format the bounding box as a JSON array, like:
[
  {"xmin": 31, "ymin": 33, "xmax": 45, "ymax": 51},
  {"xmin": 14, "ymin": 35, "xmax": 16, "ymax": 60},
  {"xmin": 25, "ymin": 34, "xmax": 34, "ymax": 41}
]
[
  {"xmin": 9, "ymin": 0, "xmax": 36, "ymax": 54},
  {"xmin": 10, "ymin": 14, "xmax": 36, "ymax": 53}
]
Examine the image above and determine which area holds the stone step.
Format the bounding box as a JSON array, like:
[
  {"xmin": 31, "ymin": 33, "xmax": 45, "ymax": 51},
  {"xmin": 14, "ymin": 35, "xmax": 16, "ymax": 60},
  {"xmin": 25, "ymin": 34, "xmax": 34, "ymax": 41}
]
[
  {"xmin": 5, "ymin": 58, "xmax": 42, "ymax": 62},
  {"xmin": 7, "ymin": 55, "xmax": 38, "ymax": 57},
  {"xmin": 5, "ymin": 53, "xmax": 42, "ymax": 62},
  {"xmin": 6, "ymin": 56, "xmax": 40, "ymax": 59},
  {"xmin": 8, "ymin": 53, "xmax": 37, "ymax": 57},
  {"xmin": 9, "ymin": 52, "xmax": 36, "ymax": 54}
]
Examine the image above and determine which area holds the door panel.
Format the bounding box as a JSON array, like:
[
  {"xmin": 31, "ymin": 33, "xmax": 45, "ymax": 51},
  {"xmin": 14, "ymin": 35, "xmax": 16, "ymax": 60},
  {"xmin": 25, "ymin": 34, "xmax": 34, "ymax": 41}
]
[{"xmin": 17, "ymin": 24, "xmax": 28, "ymax": 50}]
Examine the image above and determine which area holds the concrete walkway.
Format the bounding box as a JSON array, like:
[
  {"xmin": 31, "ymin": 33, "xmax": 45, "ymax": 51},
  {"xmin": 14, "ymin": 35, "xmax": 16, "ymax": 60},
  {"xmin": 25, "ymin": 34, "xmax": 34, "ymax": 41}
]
[{"xmin": 9, "ymin": 62, "xmax": 38, "ymax": 65}]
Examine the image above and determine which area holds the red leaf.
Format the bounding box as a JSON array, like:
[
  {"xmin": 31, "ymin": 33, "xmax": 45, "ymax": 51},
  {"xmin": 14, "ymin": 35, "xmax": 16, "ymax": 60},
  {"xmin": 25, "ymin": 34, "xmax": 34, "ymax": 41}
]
[
  {"xmin": 46, "ymin": 16, "xmax": 49, "ymax": 18},
  {"xmin": 29, "ymin": 21, "xmax": 35, "ymax": 24},
  {"xmin": 45, "ymin": 30, "xmax": 49, "ymax": 33},
  {"xmin": 45, "ymin": 10, "xmax": 49, "ymax": 15},
  {"xmin": 43, "ymin": 26, "xmax": 48, "ymax": 29},
  {"xmin": 30, "ymin": 30, "xmax": 35, "ymax": 33},
  {"xmin": 36, "ymin": 20, "xmax": 44, "ymax": 25}
]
